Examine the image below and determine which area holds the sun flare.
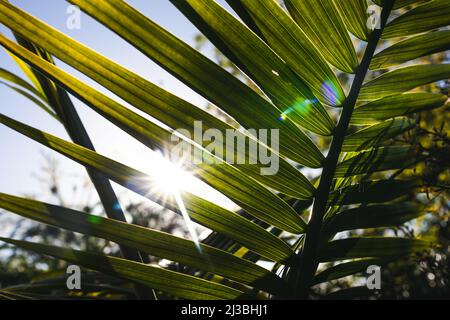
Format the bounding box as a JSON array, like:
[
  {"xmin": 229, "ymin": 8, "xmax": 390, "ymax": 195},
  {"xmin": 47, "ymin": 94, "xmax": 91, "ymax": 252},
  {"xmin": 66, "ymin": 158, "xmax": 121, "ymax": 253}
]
[{"xmin": 143, "ymin": 150, "xmax": 203, "ymax": 252}]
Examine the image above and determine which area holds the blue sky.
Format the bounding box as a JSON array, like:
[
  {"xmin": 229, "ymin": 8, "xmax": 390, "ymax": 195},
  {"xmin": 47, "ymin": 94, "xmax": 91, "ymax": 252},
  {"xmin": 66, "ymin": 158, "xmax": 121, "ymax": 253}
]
[{"xmin": 0, "ymin": 0, "xmax": 234, "ymax": 206}]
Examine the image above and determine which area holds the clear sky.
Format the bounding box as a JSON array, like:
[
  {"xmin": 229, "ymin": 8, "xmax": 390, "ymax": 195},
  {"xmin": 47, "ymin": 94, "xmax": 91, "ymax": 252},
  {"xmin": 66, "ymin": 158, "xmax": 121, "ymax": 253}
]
[{"xmin": 0, "ymin": 0, "xmax": 236, "ymax": 209}]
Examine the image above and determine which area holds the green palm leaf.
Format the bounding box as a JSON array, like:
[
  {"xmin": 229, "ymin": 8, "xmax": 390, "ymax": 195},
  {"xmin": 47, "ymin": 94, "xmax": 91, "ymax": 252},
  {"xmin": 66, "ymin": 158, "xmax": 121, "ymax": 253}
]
[
  {"xmin": 284, "ymin": 0, "xmax": 358, "ymax": 73},
  {"xmin": 0, "ymin": 238, "xmax": 246, "ymax": 300},
  {"xmin": 359, "ymin": 64, "xmax": 450, "ymax": 101},
  {"xmin": 328, "ymin": 179, "xmax": 421, "ymax": 206},
  {"xmin": 343, "ymin": 117, "xmax": 416, "ymax": 151},
  {"xmin": 0, "ymin": 0, "xmax": 445, "ymax": 300},
  {"xmin": 333, "ymin": 0, "xmax": 370, "ymax": 41},
  {"xmin": 2, "ymin": 1, "xmax": 323, "ymax": 172},
  {"xmin": 382, "ymin": 0, "xmax": 450, "ymax": 39},
  {"xmin": 371, "ymin": 30, "xmax": 450, "ymax": 70},
  {"xmin": 373, "ymin": 0, "xmax": 431, "ymax": 10},
  {"xmin": 313, "ymin": 258, "xmax": 388, "ymax": 285},
  {"xmin": 0, "ymin": 113, "xmax": 297, "ymax": 260},
  {"xmin": 0, "ymin": 193, "xmax": 290, "ymax": 295},
  {"xmin": 319, "ymin": 237, "xmax": 431, "ymax": 261},
  {"xmin": 79, "ymin": 0, "xmax": 334, "ymax": 135},
  {"xmin": 352, "ymin": 93, "xmax": 447, "ymax": 124},
  {"xmin": 335, "ymin": 146, "xmax": 419, "ymax": 177},
  {"xmin": 324, "ymin": 203, "xmax": 424, "ymax": 234},
  {"xmin": 60, "ymin": 0, "xmax": 334, "ymax": 144},
  {"xmin": 0, "ymin": 35, "xmax": 309, "ymax": 232},
  {"xmin": 223, "ymin": 0, "xmax": 346, "ymax": 104}
]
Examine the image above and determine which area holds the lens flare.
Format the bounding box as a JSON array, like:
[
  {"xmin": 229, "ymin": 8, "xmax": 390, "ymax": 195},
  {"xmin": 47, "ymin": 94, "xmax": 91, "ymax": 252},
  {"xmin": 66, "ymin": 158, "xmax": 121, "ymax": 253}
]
[
  {"xmin": 173, "ymin": 190, "xmax": 202, "ymax": 254},
  {"xmin": 88, "ymin": 215, "xmax": 102, "ymax": 224},
  {"xmin": 279, "ymin": 98, "xmax": 319, "ymax": 121},
  {"xmin": 142, "ymin": 151, "xmax": 203, "ymax": 254},
  {"xmin": 321, "ymin": 80, "xmax": 343, "ymax": 106}
]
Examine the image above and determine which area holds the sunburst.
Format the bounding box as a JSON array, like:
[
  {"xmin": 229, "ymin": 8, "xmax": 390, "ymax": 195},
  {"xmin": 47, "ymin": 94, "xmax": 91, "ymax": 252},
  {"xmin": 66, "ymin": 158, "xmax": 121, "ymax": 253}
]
[{"xmin": 141, "ymin": 150, "xmax": 203, "ymax": 253}]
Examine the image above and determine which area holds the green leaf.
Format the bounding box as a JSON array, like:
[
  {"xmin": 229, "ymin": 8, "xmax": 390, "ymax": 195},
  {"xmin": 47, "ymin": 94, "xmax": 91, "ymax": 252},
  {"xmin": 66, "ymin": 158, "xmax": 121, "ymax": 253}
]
[
  {"xmin": 343, "ymin": 117, "xmax": 416, "ymax": 151},
  {"xmin": 335, "ymin": 146, "xmax": 419, "ymax": 177},
  {"xmin": 324, "ymin": 203, "xmax": 424, "ymax": 234},
  {"xmin": 165, "ymin": 0, "xmax": 335, "ymax": 134},
  {"xmin": 0, "ymin": 114, "xmax": 296, "ymax": 262},
  {"xmin": 169, "ymin": 0, "xmax": 251, "ymax": 78},
  {"xmin": 0, "ymin": 238, "xmax": 246, "ymax": 300},
  {"xmin": 0, "ymin": 64, "xmax": 58, "ymax": 119},
  {"xmin": 352, "ymin": 93, "xmax": 447, "ymax": 124},
  {"xmin": 0, "ymin": 67, "xmax": 46, "ymax": 101},
  {"xmin": 7, "ymin": 51, "xmax": 45, "ymax": 94},
  {"xmin": 371, "ymin": 30, "xmax": 450, "ymax": 69},
  {"xmin": 233, "ymin": 163, "xmax": 316, "ymax": 200},
  {"xmin": 0, "ymin": 81, "xmax": 58, "ymax": 121},
  {"xmin": 0, "ymin": 34, "xmax": 309, "ymax": 232},
  {"xmin": 323, "ymin": 286, "xmax": 373, "ymax": 300},
  {"xmin": 0, "ymin": 290, "xmax": 36, "ymax": 300},
  {"xmin": 359, "ymin": 64, "xmax": 450, "ymax": 101},
  {"xmin": 313, "ymin": 258, "xmax": 387, "ymax": 285},
  {"xmin": 0, "ymin": 193, "xmax": 290, "ymax": 295},
  {"xmin": 58, "ymin": 1, "xmax": 332, "ymax": 153},
  {"xmin": 0, "ymin": 39, "xmax": 317, "ymax": 203},
  {"xmin": 192, "ymin": 163, "xmax": 309, "ymax": 233},
  {"xmin": 373, "ymin": 0, "xmax": 431, "ymax": 10},
  {"xmin": 383, "ymin": 0, "xmax": 450, "ymax": 39},
  {"xmin": 7, "ymin": 36, "xmax": 159, "ymax": 300},
  {"xmin": 4, "ymin": 281, "xmax": 133, "ymax": 297},
  {"xmin": 0, "ymin": 0, "xmax": 324, "ymax": 173},
  {"xmin": 284, "ymin": 0, "xmax": 358, "ymax": 73},
  {"xmin": 6, "ymin": 43, "xmax": 323, "ymax": 198},
  {"xmin": 319, "ymin": 237, "xmax": 431, "ymax": 261},
  {"xmin": 222, "ymin": 0, "xmax": 264, "ymax": 38},
  {"xmin": 328, "ymin": 179, "xmax": 421, "ymax": 206},
  {"xmin": 333, "ymin": 0, "xmax": 371, "ymax": 41},
  {"xmin": 228, "ymin": 0, "xmax": 346, "ymax": 104}
]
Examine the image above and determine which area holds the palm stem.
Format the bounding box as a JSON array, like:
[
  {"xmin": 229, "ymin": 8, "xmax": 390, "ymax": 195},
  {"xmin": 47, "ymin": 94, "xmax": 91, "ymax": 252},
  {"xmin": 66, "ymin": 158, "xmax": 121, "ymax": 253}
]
[{"xmin": 291, "ymin": 0, "xmax": 395, "ymax": 299}]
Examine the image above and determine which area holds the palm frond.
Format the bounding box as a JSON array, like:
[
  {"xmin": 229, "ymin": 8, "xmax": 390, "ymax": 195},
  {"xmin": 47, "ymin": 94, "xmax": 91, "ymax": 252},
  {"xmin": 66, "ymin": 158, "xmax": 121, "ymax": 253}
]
[{"xmin": 0, "ymin": 0, "xmax": 447, "ymax": 300}]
